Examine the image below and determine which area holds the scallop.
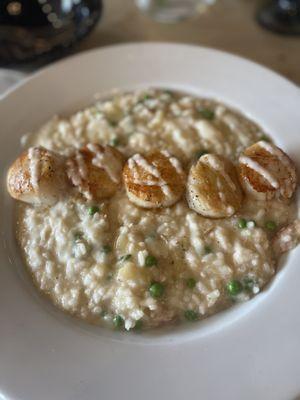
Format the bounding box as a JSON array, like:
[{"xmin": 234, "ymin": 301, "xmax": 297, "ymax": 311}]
[
  {"xmin": 6, "ymin": 146, "xmax": 69, "ymax": 205},
  {"xmin": 272, "ymin": 220, "xmax": 300, "ymax": 256},
  {"xmin": 238, "ymin": 140, "xmax": 297, "ymax": 200},
  {"xmin": 66, "ymin": 143, "xmax": 124, "ymax": 200},
  {"xmin": 186, "ymin": 153, "xmax": 243, "ymax": 218},
  {"xmin": 123, "ymin": 150, "xmax": 186, "ymax": 208}
]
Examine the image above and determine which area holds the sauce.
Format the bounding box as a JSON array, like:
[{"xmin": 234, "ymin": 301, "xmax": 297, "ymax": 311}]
[
  {"xmin": 87, "ymin": 143, "xmax": 122, "ymax": 184},
  {"xmin": 259, "ymin": 140, "xmax": 295, "ymax": 172},
  {"xmin": 129, "ymin": 153, "xmax": 173, "ymax": 197},
  {"xmin": 28, "ymin": 147, "xmax": 41, "ymax": 191},
  {"xmin": 202, "ymin": 154, "xmax": 237, "ymax": 192},
  {"xmin": 66, "ymin": 153, "xmax": 91, "ymax": 199},
  {"xmin": 161, "ymin": 150, "xmax": 184, "ymax": 174},
  {"xmin": 239, "ymin": 155, "xmax": 279, "ymax": 189}
]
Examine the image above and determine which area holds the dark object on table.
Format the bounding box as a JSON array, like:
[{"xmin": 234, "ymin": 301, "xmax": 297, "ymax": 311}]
[
  {"xmin": 257, "ymin": 0, "xmax": 300, "ymax": 35},
  {"xmin": 0, "ymin": 1, "xmax": 102, "ymax": 66}
]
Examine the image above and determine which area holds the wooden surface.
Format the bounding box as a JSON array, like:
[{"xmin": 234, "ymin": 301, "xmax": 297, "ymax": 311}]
[{"xmin": 77, "ymin": 0, "xmax": 300, "ymax": 85}]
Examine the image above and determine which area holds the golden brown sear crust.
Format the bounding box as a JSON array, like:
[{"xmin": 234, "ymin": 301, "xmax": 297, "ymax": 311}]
[
  {"xmin": 67, "ymin": 144, "xmax": 124, "ymax": 201},
  {"xmin": 7, "ymin": 151, "xmax": 32, "ymax": 198},
  {"xmin": 7, "ymin": 146, "xmax": 69, "ymax": 205},
  {"xmin": 238, "ymin": 141, "xmax": 297, "ymax": 200},
  {"xmin": 186, "ymin": 154, "xmax": 243, "ymax": 218},
  {"xmin": 123, "ymin": 151, "xmax": 186, "ymax": 208}
]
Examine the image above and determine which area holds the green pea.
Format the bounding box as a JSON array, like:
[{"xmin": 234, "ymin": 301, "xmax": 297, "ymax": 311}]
[
  {"xmin": 109, "ymin": 137, "xmax": 119, "ymax": 146},
  {"xmin": 226, "ymin": 280, "xmax": 243, "ymax": 296},
  {"xmin": 149, "ymin": 282, "xmax": 164, "ymax": 298},
  {"xmin": 143, "ymin": 94, "xmax": 151, "ymax": 101},
  {"xmin": 88, "ymin": 205, "xmax": 99, "ymax": 216},
  {"xmin": 145, "ymin": 255, "xmax": 158, "ymax": 267},
  {"xmin": 102, "ymin": 245, "xmax": 112, "ymax": 254},
  {"xmin": 73, "ymin": 231, "xmax": 83, "ymax": 241},
  {"xmin": 186, "ymin": 278, "xmax": 196, "ymax": 289},
  {"xmin": 237, "ymin": 218, "xmax": 247, "ymax": 229},
  {"xmin": 195, "ymin": 150, "xmax": 209, "ymax": 159},
  {"xmin": 265, "ymin": 221, "xmax": 277, "ymax": 231},
  {"xmin": 119, "ymin": 254, "xmax": 132, "ymax": 262},
  {"xmin": 106, "ymin": 273, "xmax": 113, "ymax": 281},
  {"xmin": 204, "ymin": 245, "xmax": 212, "ymax": 254},
  {"xmin": 113, "ymin": 315, "xmax": 124, "ymax": 329},
  {"xmin": 163, "ymin": 90, "xmax": 173, "ymax": 97},
  {"xmin": 133, "ymin": 319, "xmax": 143, "ymax": 330},
  {"xmin": 108, "ymin": 119, "xmax": 118, "ymax": 128},
  {"xmin": 146, "ymin": 232, "xmax": 156, "ymax": 240},
  {"xmin": 184, "ymin": 310, "xmax": 199, "ymax": 321},
  {"xmin": 198, "ymin": 108, "xmax": 215, "ymax": 120},
  {"xmin": 260, "ymin": 134, "xmax": 271, "ymax": 142}
]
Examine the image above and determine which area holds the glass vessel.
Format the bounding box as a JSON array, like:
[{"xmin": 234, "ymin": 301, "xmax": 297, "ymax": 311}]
[
  {"xmin": 257, "ymin": 0, "xmax": 300, "ymax": 35},
  {"xmin": 0, "ymin": 0, "xmax": 103, "ymax": 66},
  {"xmin": 135, "ymin": 0, "xmax": 215, "ymax": 23}
]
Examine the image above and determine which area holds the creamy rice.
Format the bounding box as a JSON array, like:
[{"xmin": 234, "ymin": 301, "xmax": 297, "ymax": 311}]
[{"xmin": 17, "ymin": 89, "xmax": 296, "ymax": 330}]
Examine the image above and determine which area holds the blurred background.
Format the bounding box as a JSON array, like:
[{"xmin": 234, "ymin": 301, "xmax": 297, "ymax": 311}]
[{"xmin": 0, "ymin": 0, "xmax": 299, "ymax": 94}]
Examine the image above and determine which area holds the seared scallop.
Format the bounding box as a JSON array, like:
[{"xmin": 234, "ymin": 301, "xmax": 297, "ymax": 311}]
[
  {"xmin": 272, "ymin": 220, "xmax": 300, "ymax": 256},
  {"xmin": 238, "ymin": 141, "xmax": 297, "ymax": 200},
  {"xmin": 66, "ymin": 143, "xmax": 124, "ymax": 200},
  {"xmin": 186, "ymin": 153, "xmax": 243, "ymax": 218},
  {"xmin": 123, "ymin": 150, "xmax": 186, "ymax": 208},
  {"xmin": 6, "ymin": 146, "xmax": 69, "ymax": 205}
]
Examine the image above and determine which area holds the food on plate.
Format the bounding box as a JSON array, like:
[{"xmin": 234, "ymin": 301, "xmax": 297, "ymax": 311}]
[
  {"xmin": 8, "ymin": 89, "xmax": 299, "ymax": 331},
  {"xmin": 186, "ymin": 153, "xmax": 243, "ymax": 218},
  {"xmin": 238, "ymin": 140, "xmax": 297, "ymax": 201},
  {"xmin": 7, "ymin": 146, "xmax": 69, "ymax": 205},
  {"xmin": 66, "ymin": 144, "xmax": 124, "ymax": 200},
  {"xmin": 123, "ymin": 151, "xmax": 185, "ymax": 208}
]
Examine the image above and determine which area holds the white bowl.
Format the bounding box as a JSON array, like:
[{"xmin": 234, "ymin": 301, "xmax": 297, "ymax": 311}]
[{"xmin": 1, "ymin": 43, "xmax": 300, "ymax": 400}]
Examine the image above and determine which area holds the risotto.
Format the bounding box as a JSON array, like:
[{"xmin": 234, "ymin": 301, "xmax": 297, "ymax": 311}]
[{"xmin": 15, "ymin": 89, "xmax": 297, "ymax": 331}]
